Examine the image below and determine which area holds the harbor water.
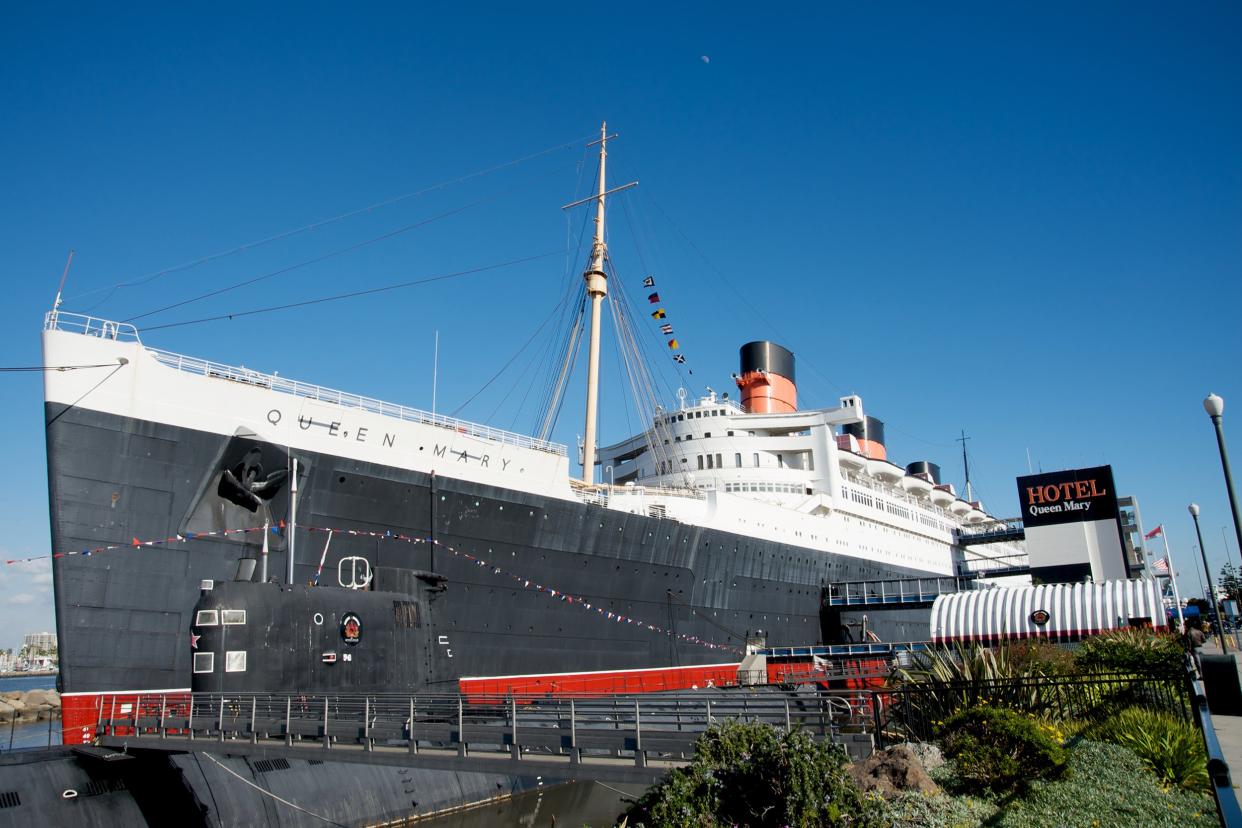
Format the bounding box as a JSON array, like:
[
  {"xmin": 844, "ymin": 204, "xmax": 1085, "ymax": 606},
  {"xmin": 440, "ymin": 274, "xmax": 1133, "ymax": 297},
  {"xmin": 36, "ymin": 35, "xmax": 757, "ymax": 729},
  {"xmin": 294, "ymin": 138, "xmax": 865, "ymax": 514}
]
[
  {"xmin": 419, "ymin": 779, "xmax": 645, "ymax": 828},
  {"xmin": 0, "ymin": 674, "xmax": 60, "ymax": 751}
]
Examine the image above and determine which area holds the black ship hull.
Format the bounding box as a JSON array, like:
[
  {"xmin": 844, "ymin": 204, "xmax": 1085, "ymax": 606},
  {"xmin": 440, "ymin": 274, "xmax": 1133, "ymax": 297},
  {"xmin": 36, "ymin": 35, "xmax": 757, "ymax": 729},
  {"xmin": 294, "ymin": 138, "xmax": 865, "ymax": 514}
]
[{"xmin": 46, "ymin": 403, "xmax": 932, "ymax": 695}]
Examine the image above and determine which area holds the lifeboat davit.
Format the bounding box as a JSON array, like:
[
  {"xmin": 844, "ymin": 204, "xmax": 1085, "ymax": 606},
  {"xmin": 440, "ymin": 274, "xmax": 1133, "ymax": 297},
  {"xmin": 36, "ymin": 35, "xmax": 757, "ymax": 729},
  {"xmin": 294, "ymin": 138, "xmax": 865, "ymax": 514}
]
[
  {"xmin": 868, "ymin": 459, "xmax": 905, "ymax": 482},
  {"xmin": 901, "ymin": 474, "xmax": 934, "ymax": 496},
  {"xmin": 929, "ymin": 485, "xmax": 955, "ymax": 507}
]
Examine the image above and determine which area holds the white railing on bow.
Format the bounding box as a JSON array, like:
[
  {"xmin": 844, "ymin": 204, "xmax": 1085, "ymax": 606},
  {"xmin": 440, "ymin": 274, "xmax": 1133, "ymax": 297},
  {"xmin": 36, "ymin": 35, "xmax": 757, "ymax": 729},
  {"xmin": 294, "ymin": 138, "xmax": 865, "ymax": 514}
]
[
  {"xmin": 45, "ymin": 311, "xmax": 566, "ymax": 456},
  {"xmin": 45, "ymin": 310, "xmax": 140, "ymax": 342}
]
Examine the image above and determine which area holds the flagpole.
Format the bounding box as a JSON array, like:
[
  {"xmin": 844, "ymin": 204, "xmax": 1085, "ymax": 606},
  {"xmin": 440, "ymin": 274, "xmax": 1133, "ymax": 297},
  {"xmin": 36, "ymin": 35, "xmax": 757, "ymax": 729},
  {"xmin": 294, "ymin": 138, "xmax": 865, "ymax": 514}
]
[{"xmin": 1162, "ymin": 529, "xmax": 1186, "ymax": 633}]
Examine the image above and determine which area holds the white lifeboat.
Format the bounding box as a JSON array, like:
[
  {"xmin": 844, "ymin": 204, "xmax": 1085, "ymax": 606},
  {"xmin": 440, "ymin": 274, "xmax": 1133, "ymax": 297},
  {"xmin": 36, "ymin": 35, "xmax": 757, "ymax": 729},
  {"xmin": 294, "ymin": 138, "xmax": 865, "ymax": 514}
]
[
  {"xmin": 901, "ymin": 474, "xmax": 934, "ymax": 496},
  {"xmin": 929, "ymin": 485, "xmax": 955, "ymax": 507},
  {"xmin": 948, "ymin": 499, "xmax": 972, "ymax": 516},
  {"xmin": 867, "ymin": 458, "xmax": 905, "ymax": 482},
  {"xmin": 964, "ymin": 508, "xmax": 987, "ymax": 523},
  {"xmin": 838, "ymin": 451, "xmax": 866, "ymax": 470}
]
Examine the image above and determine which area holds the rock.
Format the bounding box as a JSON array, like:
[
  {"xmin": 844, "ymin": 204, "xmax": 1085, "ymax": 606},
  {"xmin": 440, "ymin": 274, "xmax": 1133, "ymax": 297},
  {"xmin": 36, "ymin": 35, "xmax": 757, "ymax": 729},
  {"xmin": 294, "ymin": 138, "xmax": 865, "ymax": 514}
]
[
  {"xmin": 23, "ymin": 690, "xmax": 59, "ymax": 708},
  {"xmin": 899, "ymin": 741, "xmax": 944, "ymax": 772},
  {"xmin": 850, "ymin": 744, "xmax": 940, "ymax": 799},
  {"xmin": 1, "ymin": 691, "xmax": 23, "ymax": 701},
  {"xmin": 0, "ymin": 698, "xmax": 36, "ymax": 723}
]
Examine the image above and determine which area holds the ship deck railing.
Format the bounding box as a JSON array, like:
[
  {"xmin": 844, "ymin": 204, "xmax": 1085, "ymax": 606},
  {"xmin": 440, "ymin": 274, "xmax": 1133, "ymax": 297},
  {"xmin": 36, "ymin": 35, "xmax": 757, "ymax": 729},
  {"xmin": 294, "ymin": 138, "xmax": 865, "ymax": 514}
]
[{"xmin": 45, "ymin": 311, "xmax": 567, "ymax": 456}]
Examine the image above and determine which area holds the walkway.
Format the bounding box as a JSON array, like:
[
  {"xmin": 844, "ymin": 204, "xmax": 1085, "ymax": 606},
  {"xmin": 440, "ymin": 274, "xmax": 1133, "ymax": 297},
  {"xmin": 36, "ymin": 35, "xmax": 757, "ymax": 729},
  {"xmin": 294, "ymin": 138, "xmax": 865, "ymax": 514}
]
[
  {"xmin": 1199, "ymin": 640, "xmax": 1242, "ymax": 776},
  {"xmin": 93, "ymin": 689, "xmax": 875, "ymax": 785}
]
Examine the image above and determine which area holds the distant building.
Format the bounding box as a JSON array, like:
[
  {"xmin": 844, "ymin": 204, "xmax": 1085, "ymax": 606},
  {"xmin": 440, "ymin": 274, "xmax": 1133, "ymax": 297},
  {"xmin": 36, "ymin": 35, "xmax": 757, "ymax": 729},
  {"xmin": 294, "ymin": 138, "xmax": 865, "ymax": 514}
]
[
  {"xmin": 1118, "ymin": 495, "xmax": 1148, "ymax": 578},
  {"xmin": 22, "ymin": 632, "xmax": 57, "ymax": 652}
]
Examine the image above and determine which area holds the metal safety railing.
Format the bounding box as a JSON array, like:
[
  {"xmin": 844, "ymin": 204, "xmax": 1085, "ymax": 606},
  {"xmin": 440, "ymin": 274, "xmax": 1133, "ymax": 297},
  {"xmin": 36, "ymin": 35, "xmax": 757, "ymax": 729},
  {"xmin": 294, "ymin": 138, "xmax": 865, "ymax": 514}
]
[
  {"xmin": 873, "ymin": 671, "xmax": 1191, "ymax": 748},
  {"xmin": 1188, "ymin": 671, "xmax": 1242, "ymax": 826},
  {"xmin": 955, "ymin": 517, "xmax": 1026, "ymax": 545},
  {"xmin": 44, "ymin": 311, "xmax": 566, "ymax": 456},
  {"xmin": 93, "ymin": 689, "xmax": 873, "ymax": 771},
  {"xmin": 825, "ymin": 576, "xmax": 965, "ymax": 608}
]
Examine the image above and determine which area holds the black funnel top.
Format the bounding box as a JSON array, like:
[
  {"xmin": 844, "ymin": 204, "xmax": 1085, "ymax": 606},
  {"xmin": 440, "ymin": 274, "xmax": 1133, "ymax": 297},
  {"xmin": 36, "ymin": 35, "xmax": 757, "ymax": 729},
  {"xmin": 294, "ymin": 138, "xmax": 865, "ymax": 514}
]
[
  {"xmin": 842, "ymin": 416, "xmax": 885, "ymax": 447},
  {"xmin": 905, "ymin": 461, "xmax": 941, "ymax": 484},
  {"xmin": 739, "ymin": 341, "xmax": 795, "ymax": 382}
]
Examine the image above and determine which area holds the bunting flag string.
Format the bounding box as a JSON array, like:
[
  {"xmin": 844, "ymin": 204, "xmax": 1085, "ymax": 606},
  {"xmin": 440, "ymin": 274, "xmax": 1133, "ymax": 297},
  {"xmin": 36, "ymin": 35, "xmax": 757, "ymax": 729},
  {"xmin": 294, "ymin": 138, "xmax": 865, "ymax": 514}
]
[
  {"xmin": 639, "ymin": 274, "xmax": 692, "ymax": 374},
  {"xmin": 15, "ymin": 521, "xmax": 742, "ymax": 654}
]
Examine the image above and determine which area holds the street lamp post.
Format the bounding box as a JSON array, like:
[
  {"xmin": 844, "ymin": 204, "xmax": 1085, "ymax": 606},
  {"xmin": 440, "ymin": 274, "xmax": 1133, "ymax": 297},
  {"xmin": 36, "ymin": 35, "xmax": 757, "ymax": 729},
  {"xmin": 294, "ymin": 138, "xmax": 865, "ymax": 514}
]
[
  {"xmin": 1205, "ymin": 394, "xmax": 1242, "ymax": 568},
  {"xmin": 1191, "ymin": 503, "xmax": 1228, "ymax": 653}
]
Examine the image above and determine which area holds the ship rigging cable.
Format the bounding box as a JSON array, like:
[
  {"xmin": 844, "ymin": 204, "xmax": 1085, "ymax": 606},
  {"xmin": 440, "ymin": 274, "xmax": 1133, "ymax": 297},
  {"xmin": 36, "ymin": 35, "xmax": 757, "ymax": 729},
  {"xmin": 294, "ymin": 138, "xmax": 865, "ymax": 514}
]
[
  {"xmin": 642, "ymin": 190, "xmax": 854, "ymax": 408},
  {"xmin": 139, "ymin": 251, "xmax": 564, "ymax": 332},
  {"xmin": 126, "ymin": 165, "xmax": 568, "ymax": 324},
  {"xmin": 0, "ymin": 363, "xmax": 122, "ymax": 372},
  {"xmin": 532, "ymin": 154, "xmax": 605, "ymax": 440},
  {"xmin": 199, "ymin": 753, "xmax": 347, "ymax": 827},
  {"xmin": 450, "ymin": 293, "xmax": 570, "ymax": 418},
  {"xmin": 71, "ymin": 134, "xmax": 591, "ymax": 309}
]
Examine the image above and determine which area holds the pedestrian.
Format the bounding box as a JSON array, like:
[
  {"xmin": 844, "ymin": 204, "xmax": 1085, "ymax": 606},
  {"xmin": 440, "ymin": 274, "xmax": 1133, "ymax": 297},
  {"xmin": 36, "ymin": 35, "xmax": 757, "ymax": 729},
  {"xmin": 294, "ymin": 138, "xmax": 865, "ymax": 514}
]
[{"xmin": 1187, "ymin": 622, "xmax": 1206, "ymax": 657}]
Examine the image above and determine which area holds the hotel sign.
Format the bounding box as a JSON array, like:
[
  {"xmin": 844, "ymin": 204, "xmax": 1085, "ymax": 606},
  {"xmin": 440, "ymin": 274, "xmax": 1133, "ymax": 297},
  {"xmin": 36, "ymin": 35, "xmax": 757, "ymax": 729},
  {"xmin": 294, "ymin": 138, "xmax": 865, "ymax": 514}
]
[
  {"xmin": 1018, "ymin": 466, "xmax": 1120, "ymax": 529},
  {"xmin": 1016, "ymin": 465, "xmax": 1127, "ymax": 584}
]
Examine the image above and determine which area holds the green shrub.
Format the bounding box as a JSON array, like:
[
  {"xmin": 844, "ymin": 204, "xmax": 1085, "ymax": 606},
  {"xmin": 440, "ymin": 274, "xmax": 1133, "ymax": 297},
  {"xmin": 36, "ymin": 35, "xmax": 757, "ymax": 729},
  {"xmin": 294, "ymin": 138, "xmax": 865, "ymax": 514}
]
[
  {"xmin": 620, "ymin": 719, "xmax": 886, "ymax": 827},
  {"xmin": 883, "ymin": 789, "xmax": 996, "ymax": 828},
  {"xmin": 986, "ymin": 740, "xmax": 1217, "ymax": 828},
  {"xmin": 1006, "ymin": 639, "xmax": 1076, "ymax": 675},
  {"xmin": 1074, "ymin": 628, "xmax": 1185, "ymax": 676},
  {"xmin": 938, "ymin": 705, "xmax": 1067, "ymax": 792},
  {"xmin": 1088, "ymin": 706, "xmax": 1209, "ymax": 793}
]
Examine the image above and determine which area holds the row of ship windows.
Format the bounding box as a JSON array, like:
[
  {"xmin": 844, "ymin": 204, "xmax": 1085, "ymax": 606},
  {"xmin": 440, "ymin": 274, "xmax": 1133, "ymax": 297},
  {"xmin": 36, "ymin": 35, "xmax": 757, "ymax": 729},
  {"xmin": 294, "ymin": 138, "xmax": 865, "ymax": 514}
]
[
  {"xmin": 724, "ymin": 482, "xmax": 809, "ymax": 495},
  {"xmin": 840, "ymin": 487, "xmax": 949, "ymax": 534},
  {"xmin": 661, "ymin": 409, "xmax": 730, "ymax": 425},
  {"xmin": 666, "ymin": 430, "xmax": 746, "ymax": 443},
  {"xmin": 656, "ymin": 452, "xmax": 799, "ymax": 475},
  {"xmin": 192, "ymin": 651, "xmax": 246, "ymax": 673}
]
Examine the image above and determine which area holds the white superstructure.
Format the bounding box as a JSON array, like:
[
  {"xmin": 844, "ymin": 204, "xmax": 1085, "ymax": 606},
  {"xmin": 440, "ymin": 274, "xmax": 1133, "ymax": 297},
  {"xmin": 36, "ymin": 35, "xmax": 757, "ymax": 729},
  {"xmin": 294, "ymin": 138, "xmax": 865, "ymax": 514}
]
[{"xmin": 598, "ymin": 390, "xmax": 1027, "ymax": 577}]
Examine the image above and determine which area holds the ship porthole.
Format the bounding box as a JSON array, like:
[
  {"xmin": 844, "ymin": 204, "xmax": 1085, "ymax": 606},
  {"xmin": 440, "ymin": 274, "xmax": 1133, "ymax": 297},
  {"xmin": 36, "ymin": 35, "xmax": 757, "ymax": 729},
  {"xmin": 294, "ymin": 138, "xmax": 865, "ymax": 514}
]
[
  {"xmin": 313, "ymin": 613, "xmax": 324, "ymax": 626},
  {"xmin": 62, "ymin": 790, "xmax": 78, "ymax": 800}
]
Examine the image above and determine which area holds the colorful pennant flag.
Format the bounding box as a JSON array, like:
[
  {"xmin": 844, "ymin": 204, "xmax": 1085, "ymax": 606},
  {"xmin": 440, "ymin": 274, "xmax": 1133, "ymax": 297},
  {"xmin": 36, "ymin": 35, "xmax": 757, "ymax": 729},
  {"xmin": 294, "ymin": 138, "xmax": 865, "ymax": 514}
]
[
  {"xmin": 673, "ymin": 354, "xmax": 686, "ymax": 364},
  {"xmin": 1144, "ymin": 525, "xmax": 1163, "ymax": 540},
  {"xmin": 643, "ymin": 276, "xmax": 655, "ymax": 287},
  {"xmin": 647, "ymin": 292, "xmax": 661, "ymax": 303},
  {"xmin": 668, "ymin": 339, "xmax": 680, "ymax": 350},
  {"xmin": 651, "ymin": 308, "xmax": 666, "ymax": 319},
  {"xmin": 660, "ymin": 323, "xmax": 673, "ymax": 335},
  {"xmin": 23, "ymin": 518, "xmax": 741, "ymax": 653}
]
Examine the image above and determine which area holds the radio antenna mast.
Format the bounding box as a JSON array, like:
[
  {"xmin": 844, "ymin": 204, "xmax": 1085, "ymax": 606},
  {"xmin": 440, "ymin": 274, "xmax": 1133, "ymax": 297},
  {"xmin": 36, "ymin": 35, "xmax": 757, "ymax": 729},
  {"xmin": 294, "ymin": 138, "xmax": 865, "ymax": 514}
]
[{"xmin": 957, "ymin": 430, "xmax": 973, "ymax": 502}]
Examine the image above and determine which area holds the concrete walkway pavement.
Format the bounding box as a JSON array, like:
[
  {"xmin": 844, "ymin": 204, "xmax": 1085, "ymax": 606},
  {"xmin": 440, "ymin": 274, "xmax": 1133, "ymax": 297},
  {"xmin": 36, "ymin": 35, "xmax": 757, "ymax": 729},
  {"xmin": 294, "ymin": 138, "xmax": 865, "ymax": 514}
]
[{"xmin": 1196, "ymin": 640, "xmax": 1242, "ymax": 780}]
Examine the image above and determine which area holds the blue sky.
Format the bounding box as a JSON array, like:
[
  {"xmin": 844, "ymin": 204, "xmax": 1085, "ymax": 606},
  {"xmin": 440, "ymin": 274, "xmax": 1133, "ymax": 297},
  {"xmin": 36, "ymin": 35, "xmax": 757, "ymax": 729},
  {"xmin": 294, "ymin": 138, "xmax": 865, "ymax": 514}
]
[{"xmin": 1, "ymin": 3, "xmax": 1239, "ymax": 651}]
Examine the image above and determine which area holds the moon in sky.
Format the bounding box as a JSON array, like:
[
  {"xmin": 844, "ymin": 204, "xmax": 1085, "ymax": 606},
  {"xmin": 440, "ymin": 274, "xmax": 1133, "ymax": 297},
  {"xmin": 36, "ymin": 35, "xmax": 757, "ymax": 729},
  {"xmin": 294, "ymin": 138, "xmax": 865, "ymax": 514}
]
[{"xmin": 700, "ymin": 55, "xmax": 710, "ymax": 64}]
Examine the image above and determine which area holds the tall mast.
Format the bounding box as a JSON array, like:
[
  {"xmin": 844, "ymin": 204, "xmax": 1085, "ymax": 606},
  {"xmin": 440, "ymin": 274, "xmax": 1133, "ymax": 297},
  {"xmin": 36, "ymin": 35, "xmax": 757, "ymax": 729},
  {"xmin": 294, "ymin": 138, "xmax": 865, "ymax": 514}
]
[
  {"xmin": 581, "ymin": 122, "xmax": 610, "ymax": 483},
  {"xmin": 957, "ymin": 429, "xmax": 973, "ymax": 502},
  {"xmin": 561, "ymin": 123, "xmax": 637, "ymax": 483}
]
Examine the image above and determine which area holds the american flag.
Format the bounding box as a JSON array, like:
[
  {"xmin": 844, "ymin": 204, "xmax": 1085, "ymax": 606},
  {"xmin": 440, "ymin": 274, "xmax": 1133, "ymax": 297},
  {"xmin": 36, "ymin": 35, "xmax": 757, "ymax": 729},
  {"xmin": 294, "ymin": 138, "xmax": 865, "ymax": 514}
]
[{"xmin": 1152, "ymin": 556, "xmax": 1170, "ymax": 575}]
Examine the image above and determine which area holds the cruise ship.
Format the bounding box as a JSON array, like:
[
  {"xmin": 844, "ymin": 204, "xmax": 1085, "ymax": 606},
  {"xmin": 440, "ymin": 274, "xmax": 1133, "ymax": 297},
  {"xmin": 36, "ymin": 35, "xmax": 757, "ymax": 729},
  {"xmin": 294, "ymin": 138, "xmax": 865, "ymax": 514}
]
[{"xmin": 29, "ymin": 124, "xmax": 1027, "ymax": 825}]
